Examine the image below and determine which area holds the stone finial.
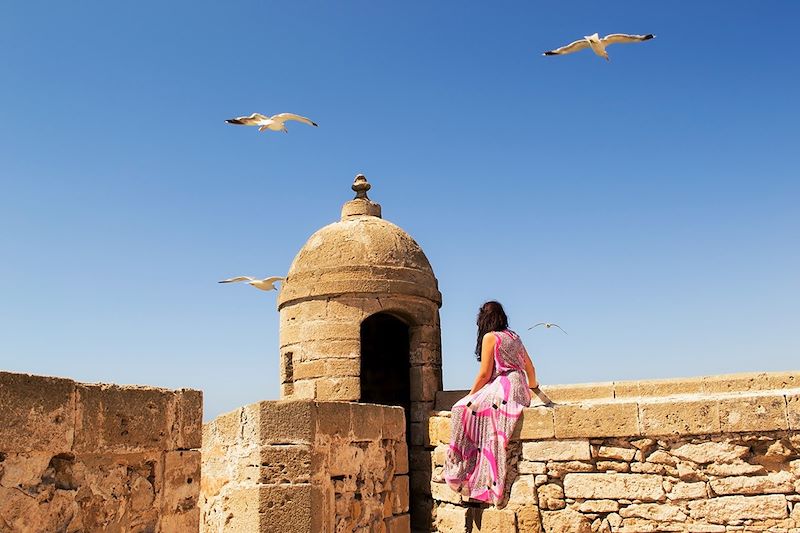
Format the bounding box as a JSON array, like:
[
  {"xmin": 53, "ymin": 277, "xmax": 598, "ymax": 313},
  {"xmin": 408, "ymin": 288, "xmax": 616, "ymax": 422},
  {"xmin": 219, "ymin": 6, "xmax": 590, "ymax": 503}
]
[
  {"xmin": 341, "ymin": 174, "xmax": 381, "ymax": 219},
  {"xmin": 352, "ymin": 174, "xmax": 371, "ymax": 199}
]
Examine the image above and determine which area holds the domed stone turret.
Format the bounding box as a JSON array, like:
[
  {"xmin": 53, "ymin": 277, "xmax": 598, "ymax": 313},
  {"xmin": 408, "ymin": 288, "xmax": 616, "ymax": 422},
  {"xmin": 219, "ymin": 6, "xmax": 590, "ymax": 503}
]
[{"xmin": 277, "ymin": 175, "xmax": 442, "ymax": 422}]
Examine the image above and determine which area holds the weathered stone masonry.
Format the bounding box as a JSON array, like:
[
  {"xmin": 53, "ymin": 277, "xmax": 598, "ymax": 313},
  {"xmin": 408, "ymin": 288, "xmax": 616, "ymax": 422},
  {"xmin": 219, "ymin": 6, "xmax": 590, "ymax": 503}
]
[
  {"xmin": 201, "ymin": 400, "xmax": 410, "ymax": 532},
  {"xmin": 0, "ymin": 370, "xmax": 202, "ymax": 532},
  {"xmin": 425, "ymin": 372, "xmax": 800, "ymax": 533}
]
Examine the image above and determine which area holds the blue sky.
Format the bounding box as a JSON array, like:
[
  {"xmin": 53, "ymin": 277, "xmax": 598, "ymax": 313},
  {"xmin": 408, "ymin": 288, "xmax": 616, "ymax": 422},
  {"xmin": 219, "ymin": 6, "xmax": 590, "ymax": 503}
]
[{"xmin": 1, "ymin": 1, "xmax": 798, "ymax": 421}]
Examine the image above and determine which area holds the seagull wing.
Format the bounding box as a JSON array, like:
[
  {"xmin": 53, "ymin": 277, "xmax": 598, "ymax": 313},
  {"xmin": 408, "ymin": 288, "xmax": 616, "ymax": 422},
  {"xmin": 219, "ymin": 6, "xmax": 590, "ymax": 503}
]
[
  {"xmin": 225, "ymin": 113, "xmax": 269, "ymax": 126},
  {"xmin": 601, "ymin": 33, "xmax": 655, "ymax": 46},
  {"xmin": 543, "ymin": 38, "xmax": 590, "ymax": 56},
  {"xmin": 528, "ymin": 323, "xmax": 546, "ymax": 330},
  {"xmin": 553, "ymin": 324, "xmax": 569, "ymax": 335},
  {"xmin": 219, "ymin": 276, "xmax": 255, "ymax": 283},
  {"xmin": 270, "ymin": 113, "xmax": 318, "ymax": 127},
  {"xmin": 261, "ymin": 276, "xmax": 285, "ymax": 284}
]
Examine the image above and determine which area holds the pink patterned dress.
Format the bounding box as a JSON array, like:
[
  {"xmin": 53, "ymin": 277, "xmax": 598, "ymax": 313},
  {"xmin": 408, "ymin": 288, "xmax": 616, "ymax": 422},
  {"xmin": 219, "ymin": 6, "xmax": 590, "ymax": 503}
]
[{"xmin": 442, "ymin": 329, "xmax": 532, "ymax": 504}]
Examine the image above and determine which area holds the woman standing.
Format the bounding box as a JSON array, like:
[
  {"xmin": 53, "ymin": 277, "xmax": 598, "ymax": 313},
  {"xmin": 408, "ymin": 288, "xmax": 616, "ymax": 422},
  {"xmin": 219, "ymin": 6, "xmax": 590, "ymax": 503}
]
[{"xmin": 437, "ymin": 301, "xmax": 540, "ymax": 504}]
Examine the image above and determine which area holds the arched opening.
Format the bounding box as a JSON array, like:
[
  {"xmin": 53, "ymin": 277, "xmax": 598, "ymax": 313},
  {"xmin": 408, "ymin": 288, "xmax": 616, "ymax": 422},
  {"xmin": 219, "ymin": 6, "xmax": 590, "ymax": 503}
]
[{"xmin": 360, "ymin": 313, "xmax": 411, "ymax": 417}]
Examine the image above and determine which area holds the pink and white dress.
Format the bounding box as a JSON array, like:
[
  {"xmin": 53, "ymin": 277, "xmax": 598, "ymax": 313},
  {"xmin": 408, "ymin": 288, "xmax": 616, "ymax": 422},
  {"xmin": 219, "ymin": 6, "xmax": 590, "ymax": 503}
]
[{"xmin": 441, "ymin": 329, "xmax": 532, "ymax": 504}]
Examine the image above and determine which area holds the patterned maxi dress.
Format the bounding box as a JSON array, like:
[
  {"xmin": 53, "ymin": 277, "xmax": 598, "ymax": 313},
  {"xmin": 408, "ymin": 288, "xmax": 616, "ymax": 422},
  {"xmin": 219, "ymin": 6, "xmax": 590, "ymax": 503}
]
[{"xmin": 442, "ymin": 329, "xmax": 532, "ymax": 504}]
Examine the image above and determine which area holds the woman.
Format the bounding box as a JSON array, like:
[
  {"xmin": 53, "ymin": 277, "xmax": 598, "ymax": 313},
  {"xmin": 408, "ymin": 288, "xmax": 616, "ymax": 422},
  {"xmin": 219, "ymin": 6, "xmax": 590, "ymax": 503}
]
[{"xmin": 437, "ymin": 301, "xmax": 539, "ymax": 505}]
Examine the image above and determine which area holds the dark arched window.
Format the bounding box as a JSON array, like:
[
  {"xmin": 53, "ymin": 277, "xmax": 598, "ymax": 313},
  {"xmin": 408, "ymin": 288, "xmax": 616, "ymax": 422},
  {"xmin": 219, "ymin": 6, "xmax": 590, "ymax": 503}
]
[{"xmin": 360, "ymin": 313, "xmax": 410, "ymax": 416}]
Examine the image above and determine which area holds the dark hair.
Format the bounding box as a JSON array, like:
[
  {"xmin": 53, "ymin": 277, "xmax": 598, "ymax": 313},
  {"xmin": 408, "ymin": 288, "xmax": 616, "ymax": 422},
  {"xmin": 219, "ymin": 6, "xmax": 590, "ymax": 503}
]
[{"xmin": 475, "ymin": 301, "xmax": 509, "ymax": 361}]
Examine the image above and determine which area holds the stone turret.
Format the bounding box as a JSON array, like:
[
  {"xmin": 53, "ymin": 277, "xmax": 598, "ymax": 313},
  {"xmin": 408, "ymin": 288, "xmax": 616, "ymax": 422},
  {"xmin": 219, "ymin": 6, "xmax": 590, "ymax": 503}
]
[{"xmin": 277, "ymin": 174, "xmax": 442, "ymax": 421}]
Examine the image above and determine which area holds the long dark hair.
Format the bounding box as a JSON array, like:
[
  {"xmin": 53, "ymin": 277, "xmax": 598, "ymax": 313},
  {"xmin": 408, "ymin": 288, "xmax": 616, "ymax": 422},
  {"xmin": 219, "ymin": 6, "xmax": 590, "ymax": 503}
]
[{"xmin": 475, "ymin": 300, "xmax": 509, "ymax": 361}]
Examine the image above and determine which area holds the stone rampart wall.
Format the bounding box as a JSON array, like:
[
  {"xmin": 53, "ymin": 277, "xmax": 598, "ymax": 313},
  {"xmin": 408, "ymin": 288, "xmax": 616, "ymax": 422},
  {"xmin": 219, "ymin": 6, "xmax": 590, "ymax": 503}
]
[
  {"xmin": 201, "ymin": 400, "xmax": 410, "ymax": 533},
  {"xmin": 0, "ymin": 370, "xmax": 202, "ymax": 532},
  {"xmin": 424, "ymin": 378, "xmax": 800, "ymax": 532}
]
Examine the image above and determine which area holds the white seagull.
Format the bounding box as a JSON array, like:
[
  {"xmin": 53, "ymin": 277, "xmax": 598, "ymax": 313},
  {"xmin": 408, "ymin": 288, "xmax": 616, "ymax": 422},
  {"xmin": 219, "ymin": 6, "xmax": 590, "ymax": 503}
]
[
  {"xmin": 218, "ymin": 276, "xmax": 285, "ymax": 291},
  {"xmin": 225, "ymin": 112, "xmax": 318, "ymax": 133},
  {"xmin": 544, "ymin": 33, "xmax": 655, "ymax": 61},
  {"xmin": 528, "ymin": 322, "xmax": 568, "ymax": 335}
]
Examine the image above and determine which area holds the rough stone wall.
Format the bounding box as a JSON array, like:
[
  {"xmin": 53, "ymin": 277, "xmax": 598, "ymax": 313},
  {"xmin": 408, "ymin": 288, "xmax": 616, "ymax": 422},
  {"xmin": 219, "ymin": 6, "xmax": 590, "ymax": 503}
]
[
  {"xmin": 277, "ymin": 293, "xmax": 441, "ymax": 408},
  {"xmin": 0, "ymin": 371, "xmax": 202, "ymax": 532},
  {"xmin": 423, "ymin": 374, "xmax": 800, "ymax": 532},
  {"xmin": 201, "ymin": 400, "xmax": 410, "ymax": 533}
]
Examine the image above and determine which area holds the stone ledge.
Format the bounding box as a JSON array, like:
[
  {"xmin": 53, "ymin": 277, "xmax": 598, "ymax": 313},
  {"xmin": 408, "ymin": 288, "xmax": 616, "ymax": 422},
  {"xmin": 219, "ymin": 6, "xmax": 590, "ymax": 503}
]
[
  {"xmin": 427, "ymin": 388, "xmax": 800, "ymax": 441},
  {"xmin": 434, "ymin": 370, "xmax": 800, "ymax": 411},
  {"xmin": 0, "ymin": 370, "xmax": 202, "ymax": 453}
]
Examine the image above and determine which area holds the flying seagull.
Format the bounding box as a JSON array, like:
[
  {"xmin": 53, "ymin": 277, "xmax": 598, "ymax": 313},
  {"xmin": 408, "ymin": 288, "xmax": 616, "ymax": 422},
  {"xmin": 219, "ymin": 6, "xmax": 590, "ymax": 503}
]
[
  {"xmin": 225, "ymin": 113, "xmax": 318, "ymax": 133},
  {"xmin": 218, "ymin": 276, "xmax": 285, "ymax": 291},
  {"xmin": 544, "ymin": 33, "xmax": 655, "ymax": 61},
  {"xmin": 528, "ymin": 323, "xmax": 568, "ymax": 335}
]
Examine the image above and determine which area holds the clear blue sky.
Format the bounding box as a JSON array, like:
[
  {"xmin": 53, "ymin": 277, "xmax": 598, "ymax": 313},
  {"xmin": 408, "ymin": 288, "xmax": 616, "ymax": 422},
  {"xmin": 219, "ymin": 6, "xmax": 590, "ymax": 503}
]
[{"xmin": 1, "ymin": 1, "xmax": 798, "ymax": 421}]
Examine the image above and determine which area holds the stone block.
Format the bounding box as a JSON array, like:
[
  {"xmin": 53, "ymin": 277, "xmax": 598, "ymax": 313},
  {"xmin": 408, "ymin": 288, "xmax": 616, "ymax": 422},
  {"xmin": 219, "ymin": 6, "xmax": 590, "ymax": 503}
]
[
  {"xmin": 638, "ymin": 376, "xmax": 706, "ymax": 397},
  {"xmin": 522, "ymin": 440, "xmax": 591, "ymax": 462},
  {"xmin": 351, "ymin": 403, "xmax": 384, "ymax": 441},
  {"xmin": 518, "ymin": 461, "xmax": 547, "ymax": 475},
  {"xmin": 472, "ymin": 508, "xmax": 516, "ymax": 532},
  {"xmin": 173, "ymin": 388, "xmax": 203, "ymax": 450},
  {"xmin": 596, "ymin": 445, "xmax": 637, "ymax": 462},
  {"xmin": 297, "ymin": 339, "xmax": 361, "ymax": 361},
  {"xmin": 537, "ymin": 483, "xmax": 565, "ymax": 510},
  {"xmin": 788, "ymin": 393, "xmax": 800, "ymax": 430},
  {"xmin": 430, "ymin": 479, "xmax": 462, "ymax": 504},
  {"xmin": 257, "ymin": 445, "xmax": 312, "ymax": 484},
  {"xmin": 410, "ymin": 365, "xmax": 441, "ymax": 402},
  {"xmin": 252, "ymin": 400, "xmax": 316, "ymax": 444},
  {"xmin": 541, "ymin": 382, "xmax": 615, "ymax": 403},
  {"xmin": 563, "ymin": 473, "xmax": 665, "ymax": 501},
  {"xmin": 667, "ymin": 481, "xmax": 707, "ymax": 500},
  {"xmin": 554, "ymin": 402, "xmax": 639, "ymax": 438},
  {"xmin": 688, "ymin": 494, "xmax": 789, "ymax": 523},
  {"xmin": 578, "ymin": 500, "xmax": 620, "ymax": 513},
  {"xmin": 619, "ymin": 503, "xmax": 687, "ymax": 522},
  {"xmin": 516, "ymin": 505, "xmax": 543, "ymax": 533},
  {"xmin": 162, "ymin": 450, "xmax": 200, "ymax": 520},
  {"xmin": 416, "ymin": 325, "xmax": 441, "ymax": 346},
  {"xmin": 392, "ymin": 475, "xmax": 410, "ymax": 513},
  {"xmin": 639, "ymin": 398, "xmax": 720, "ymax": 436},
  {"xmin": 704, "ymin": 461, "xmax": 764, "ymax": 477},
  {"xmin": 410, "ymin": 401, "xmax": 434, "ymax": 422},
  {"xmin": 702, "ymin": 371, "xmax": 798, "ymax": 394},
  {"xmin": 385, "ymin": 513, "xmax": 410, "ymax": 533},
  {"xmin": 709, "ymin": 471, "xmax": 794, "ymax": 495},
  {"xmin": 719, "ymin": 394, "xmax": 788, "ymax": 432},
  {"xmin": 224, "ymin": 484, "xmax": 322, "ymax": 532},
  {"xmin": 546, "ymin": 460, "xmax": 595, "ymax": 478},
  {"xmin": 434, "ymin": 390, "xmax": 466, "ymax": 411},
  {"xmin": 435, "ymin": 503, "xmax": 470, "ymax": 533},
  {"xmin": 540, "ymin": 508, "xmax": 592, "ymax": 533},
  {"xmin": 292, "ymin": 379, "xmax": 316, "ymax": 399},
  {"xmin": 410, "ymin": 342, "xmax": 442, "ymax": 365},
  {"xmin": 74, "ymin": 383, "xmax": 172, "ymax": 453},
  {"xmin": 316, "ymin": 402, "xmax": 352, "ymax": 438},
  {"xmin": 514, "ymin": 407, "xmax": 555, "ymax": 440},
  {"xmin": 394, "ymin": 441, "xmax": 409, "ymax": 475},
  {"xmin": 427, "ymin": 415, "xmax": 451, "ymax": 446},
  {"xmin": 316, "ymin": 376, "xmax": 360, "ymax": 401},
  {"xmin": 670, "ymin": 441, "xmax": 749, "ymax": 464},
  {"xmin": 383, "ymin": 406, "xmax": 406, "ymax": 441},
  {"xmin": 0, "ymin": 371, "xmax": 75, "ymax": 452},
  {"xmin": 294, "ymin": 358, "xmax": 360, "ymax": 380},
  {"xmin": 508, "ymin": 475, "xmax": 538, "ymax": 507}
]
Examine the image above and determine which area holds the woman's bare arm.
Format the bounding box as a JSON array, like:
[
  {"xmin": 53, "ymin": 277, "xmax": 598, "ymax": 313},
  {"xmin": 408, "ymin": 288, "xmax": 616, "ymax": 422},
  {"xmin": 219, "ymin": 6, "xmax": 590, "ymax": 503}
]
[
  {"xmin": 522, "ymin": 346, "xmax": 539, "ymax": 389},
  {"xmin": 469, "ymin": 333, "xmax": 496, "ymax": 395}
]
